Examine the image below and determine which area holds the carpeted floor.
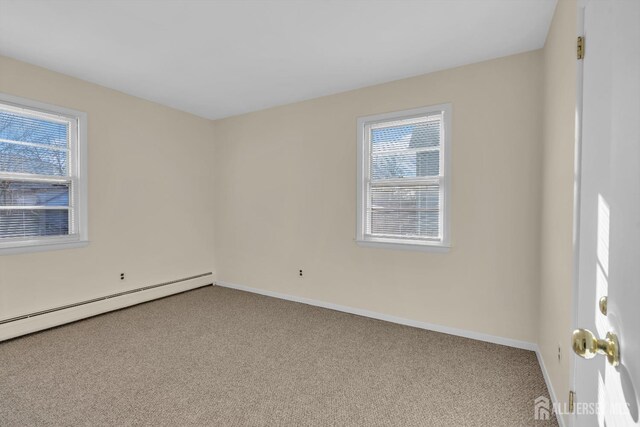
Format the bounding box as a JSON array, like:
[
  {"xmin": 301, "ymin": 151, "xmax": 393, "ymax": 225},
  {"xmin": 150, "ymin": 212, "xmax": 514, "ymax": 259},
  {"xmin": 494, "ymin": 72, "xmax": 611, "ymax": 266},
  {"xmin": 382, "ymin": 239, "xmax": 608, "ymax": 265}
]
[{"xmin": 0, "ymin": 285, "xmax": 557, "ymax": 426}]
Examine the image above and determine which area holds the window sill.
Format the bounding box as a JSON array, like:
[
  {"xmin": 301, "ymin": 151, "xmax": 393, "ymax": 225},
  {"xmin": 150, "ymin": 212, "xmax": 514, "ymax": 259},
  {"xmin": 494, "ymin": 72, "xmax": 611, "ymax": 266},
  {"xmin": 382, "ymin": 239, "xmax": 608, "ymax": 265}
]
[
  {"xmin": 0, "ymin": 239, "xmax": 89, "ymax": 256},
  {"xmin": 355, "ymin": 238, "xmax": 450, "ymax": 253}
]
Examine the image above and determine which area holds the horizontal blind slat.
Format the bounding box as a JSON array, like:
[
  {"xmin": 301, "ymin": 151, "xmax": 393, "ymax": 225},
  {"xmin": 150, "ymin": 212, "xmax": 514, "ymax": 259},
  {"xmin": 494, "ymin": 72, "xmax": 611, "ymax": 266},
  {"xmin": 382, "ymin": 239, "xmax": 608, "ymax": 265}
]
[
  {"xmin": 0, "ymin": 209, "xmax": 69, "ymax": 238},
  {"xmin": 371, "ymin": 151, "xmax": 440, "ymax": 179},
  {"xmin": 0, "ymin": 142, "xmax": 68, "ymax": 176},
  {"xmin": 0, "ymin": 180, "xmax": 71, "ymax": 207},
  {"xmin": 367, "ymin": 210, "xmax": 440, "ymax": 239},
  {"xmin": 0, "ymin": 138, "xmax": 70, "ymax": 152},
  {"xmin": 0, "ymin": 110, "xmax": 68, "ymax": 148}
]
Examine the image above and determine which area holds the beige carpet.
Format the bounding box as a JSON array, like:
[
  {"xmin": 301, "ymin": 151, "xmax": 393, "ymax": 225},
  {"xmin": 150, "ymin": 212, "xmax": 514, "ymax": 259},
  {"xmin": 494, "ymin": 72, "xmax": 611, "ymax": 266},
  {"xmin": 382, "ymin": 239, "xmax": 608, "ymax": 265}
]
[{"xmin": 0, "ymin": 285, "xmax": 557, "ymax": 426}]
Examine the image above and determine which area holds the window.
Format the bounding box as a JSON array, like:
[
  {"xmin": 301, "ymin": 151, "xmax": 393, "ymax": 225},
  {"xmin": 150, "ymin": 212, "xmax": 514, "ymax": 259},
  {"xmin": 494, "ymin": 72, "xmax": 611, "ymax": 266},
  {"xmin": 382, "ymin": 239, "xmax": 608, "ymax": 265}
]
[
  {"xmin": 356, "ymin": 104, "xmax": 451, "ymax": 251},
  {"xmin": 0, "ymin": 94, "xmax": 87, "ymax": 254}
]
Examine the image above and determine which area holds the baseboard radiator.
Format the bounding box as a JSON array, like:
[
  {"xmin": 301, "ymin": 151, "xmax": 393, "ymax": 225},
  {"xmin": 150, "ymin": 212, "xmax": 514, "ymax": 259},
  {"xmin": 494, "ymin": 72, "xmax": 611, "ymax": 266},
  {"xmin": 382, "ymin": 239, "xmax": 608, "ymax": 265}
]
[{"xmin": 0, "ymin": 272, "xmax": 213, "ymax": 341}]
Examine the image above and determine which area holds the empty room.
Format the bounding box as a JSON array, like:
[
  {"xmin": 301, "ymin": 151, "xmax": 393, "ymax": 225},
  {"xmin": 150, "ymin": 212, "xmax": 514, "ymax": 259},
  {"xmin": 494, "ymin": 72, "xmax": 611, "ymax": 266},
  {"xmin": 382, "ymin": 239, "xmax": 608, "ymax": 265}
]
[{"xmin": 0, "ymin": 0, "xmax": 638, "ymax": 426}]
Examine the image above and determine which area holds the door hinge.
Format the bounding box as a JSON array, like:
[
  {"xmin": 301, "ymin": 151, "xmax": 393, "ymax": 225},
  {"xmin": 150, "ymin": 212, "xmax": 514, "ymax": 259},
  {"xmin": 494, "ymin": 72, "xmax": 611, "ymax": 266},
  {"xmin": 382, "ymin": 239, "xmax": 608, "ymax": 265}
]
[
  {"xmin": 577, "ymin": 36, "xmax": 585, "ymax": 59},
  {"xmin": 569, "ymin": 390, "xmax": 575, "ymax": 413}
]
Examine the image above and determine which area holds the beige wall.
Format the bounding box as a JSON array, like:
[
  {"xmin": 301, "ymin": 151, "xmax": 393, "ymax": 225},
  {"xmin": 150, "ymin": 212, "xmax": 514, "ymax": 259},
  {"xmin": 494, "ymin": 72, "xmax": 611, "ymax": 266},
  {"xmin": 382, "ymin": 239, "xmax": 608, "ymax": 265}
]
[
  {"xmin": 0, "ymin": 55, "xmax": 216, "ymax": 319},
  {"xmin": 539, "ymin": 0, "xmax": 577, "ymax": 420},
  {"xmin": 213, "ymin": 51, "xmax": 544, "ymax": 344}
]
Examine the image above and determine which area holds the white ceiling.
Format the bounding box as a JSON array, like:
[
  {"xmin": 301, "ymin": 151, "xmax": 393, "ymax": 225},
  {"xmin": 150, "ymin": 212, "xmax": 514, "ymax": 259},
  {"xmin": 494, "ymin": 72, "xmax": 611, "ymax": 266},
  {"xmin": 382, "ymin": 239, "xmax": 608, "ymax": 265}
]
[{"xmin": 0, "ymin": 0, "xmax": 557, "ymax": 120}]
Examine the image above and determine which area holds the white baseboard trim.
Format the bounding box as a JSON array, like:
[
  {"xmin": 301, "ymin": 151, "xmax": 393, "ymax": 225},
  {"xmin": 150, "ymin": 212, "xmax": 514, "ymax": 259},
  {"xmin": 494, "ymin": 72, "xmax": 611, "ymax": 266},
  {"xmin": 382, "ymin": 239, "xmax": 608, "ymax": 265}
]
[
  {"xmin": 535, "ymin": 346, "xmax": 566, "ymax": 427},
  {"xmin": 0, "ymin": 274, "xmax": 214, "ymax": 342},
  {"xmin": 215, "ymin": 280, "xmax": 537, "ymax": 351}
]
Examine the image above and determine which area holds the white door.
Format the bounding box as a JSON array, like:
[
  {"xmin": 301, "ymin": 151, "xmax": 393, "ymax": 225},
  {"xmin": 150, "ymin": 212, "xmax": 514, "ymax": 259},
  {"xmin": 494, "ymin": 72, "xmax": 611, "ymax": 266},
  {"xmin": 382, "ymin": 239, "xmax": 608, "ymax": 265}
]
[{"xmin": 573, "ymin": 0, "xmax": 640, "ymax": 426}]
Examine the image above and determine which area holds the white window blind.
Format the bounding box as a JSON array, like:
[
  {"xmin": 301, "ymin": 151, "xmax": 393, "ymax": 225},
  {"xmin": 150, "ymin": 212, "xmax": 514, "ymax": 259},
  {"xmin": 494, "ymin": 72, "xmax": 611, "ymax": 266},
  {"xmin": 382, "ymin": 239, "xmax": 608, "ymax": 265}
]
[
  {"xmin": 357, "ymin": 104, "xmax": 451, "ymax": 250},
  {"xmin": 0, "ymin": 94, "xmax": 87, "ymax": 254}
]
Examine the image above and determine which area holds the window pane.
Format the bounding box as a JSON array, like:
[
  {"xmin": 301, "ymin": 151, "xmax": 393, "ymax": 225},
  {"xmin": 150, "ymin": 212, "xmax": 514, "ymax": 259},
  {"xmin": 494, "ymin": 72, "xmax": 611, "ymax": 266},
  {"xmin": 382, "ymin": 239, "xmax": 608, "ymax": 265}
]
[
  {"xmin": 371, "ymin": 150, "xmax": 439, "ymax": 179},
  {"xmin": 0, "ymin": 209, "xmax": 69, "ymax": 238},
  {"xmin": 370, "ymin": 185, "xmax": 439, "ymax": 210},
  {"xmin": 0, "ymin": 181, "xmax": 70, "ymax": 207},
  {"xmin": 0, "ymin": 111, "xmax": 68, "ymax": 148},
  {"xmin": 369, "ymin": 210, "xmax": 440, "ymax": 238},
  {"xmin": 371, "ymin": 119, "xmax": 440, "ymax": 153},
  {"xmin": 0, "ymin": 142, "xmax": 68, "ymax": 176}
]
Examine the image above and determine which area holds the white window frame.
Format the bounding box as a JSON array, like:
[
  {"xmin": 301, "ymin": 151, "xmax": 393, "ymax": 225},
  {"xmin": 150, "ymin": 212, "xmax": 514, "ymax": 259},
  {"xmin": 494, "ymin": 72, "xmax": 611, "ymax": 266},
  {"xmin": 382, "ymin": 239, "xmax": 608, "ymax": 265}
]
[
  {"xmin": 0, "ymin": 93, "xmax": 88, "ymax": 255},
  {"xmin": 356, "ymin": 103, "xmax": 451, "ymax": 252}
]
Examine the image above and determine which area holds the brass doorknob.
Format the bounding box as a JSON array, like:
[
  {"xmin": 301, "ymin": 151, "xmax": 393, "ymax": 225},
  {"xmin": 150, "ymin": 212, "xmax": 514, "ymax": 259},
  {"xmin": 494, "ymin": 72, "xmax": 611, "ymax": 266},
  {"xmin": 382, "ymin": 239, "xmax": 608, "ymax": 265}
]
[{"xmin": 572, "ymin": 328, "xmax": 620, "ymax": 367}]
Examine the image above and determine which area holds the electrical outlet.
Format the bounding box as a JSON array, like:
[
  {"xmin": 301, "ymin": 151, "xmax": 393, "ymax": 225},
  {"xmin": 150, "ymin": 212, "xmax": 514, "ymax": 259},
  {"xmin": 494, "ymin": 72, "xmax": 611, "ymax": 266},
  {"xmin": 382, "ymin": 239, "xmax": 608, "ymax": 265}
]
[
  {"xmin": 558, "ymin": 344, "xmax": 562, "ymax": 362},
  {"xmin": 299, "ymin": 269, "xmax": 303, "ymax": 277},
  {"xmin": 120, "ymin": 273, "xmax": 125, "ymax": 281}
]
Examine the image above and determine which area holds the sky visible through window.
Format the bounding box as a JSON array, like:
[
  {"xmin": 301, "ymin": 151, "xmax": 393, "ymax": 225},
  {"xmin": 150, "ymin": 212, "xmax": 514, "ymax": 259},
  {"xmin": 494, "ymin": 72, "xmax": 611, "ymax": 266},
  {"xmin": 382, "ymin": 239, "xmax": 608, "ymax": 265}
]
[{"xmin": 371, "ymin": 121, "xmax": 440, "ymax": 180}]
